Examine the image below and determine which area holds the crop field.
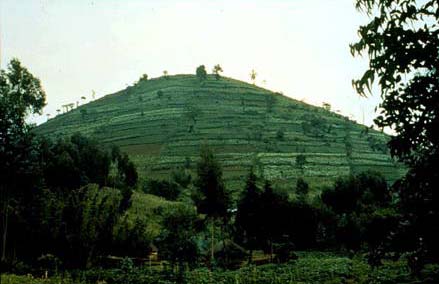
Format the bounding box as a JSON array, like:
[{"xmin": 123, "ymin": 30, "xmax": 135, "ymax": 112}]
[
  {"xmin": 3, "ymin": 252, "xmax": 439, "ymax": 284},
  {"xmin": 35, "ymin": 74, "xmax": 405, "ymax": 192}
]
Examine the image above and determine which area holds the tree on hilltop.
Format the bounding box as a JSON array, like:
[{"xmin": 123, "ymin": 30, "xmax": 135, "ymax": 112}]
[
  {"xmin": 250, "ymin": 69, "xmax": 257, "ymax": 84},
  {"xmin": 140, "ymin": 73, "xmax": 148, "ymax": 81},
  {"xmin": 196, "ymin": 65, "xmax": 207, "ymax": 82},
  {"xmin": 212, "ymin": 64, "xmax": 223, "ymax": 80}
]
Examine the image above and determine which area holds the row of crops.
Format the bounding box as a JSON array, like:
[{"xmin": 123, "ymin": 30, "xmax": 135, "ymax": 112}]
[{"xmin": 36, "ymin": 74, "xmax": 403, "ymax": 190}]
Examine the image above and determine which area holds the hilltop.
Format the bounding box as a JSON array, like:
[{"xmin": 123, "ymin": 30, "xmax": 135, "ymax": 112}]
[{"xmin": 36, "ymin": 74, "xmax": 404, "ymax": 192}]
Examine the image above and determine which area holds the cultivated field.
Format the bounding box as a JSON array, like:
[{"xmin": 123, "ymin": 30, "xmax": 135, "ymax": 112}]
[{"xmin": 36, "ymin": 74, "xmax": 405, "ymax": 192}]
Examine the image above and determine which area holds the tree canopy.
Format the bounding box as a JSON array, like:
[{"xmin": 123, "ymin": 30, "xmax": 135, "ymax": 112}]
[
  {"xmin": 236, "ymin": 169, "xmax": 262, "ymax": 260},
  {"xmin": 351, "ymin": 0, "xmax": 439, "ymax": 268},
  {"xmin": 196, "ymin": 65, "xmax": 207, "ymax": 82},
  {"xmin": 351, "ymin": 0, "xmax": 439, "ymax": 165},
  {"xmin": 1, "ymin": 59, "xmax": 46, "ymax": 262},
  {"xmin": 193, "ymin": 146, "xmax": 230, "ymax": 220},
  {"xmin": 212, "ymin": 64, "xmax": 223, "ymax": 80}
]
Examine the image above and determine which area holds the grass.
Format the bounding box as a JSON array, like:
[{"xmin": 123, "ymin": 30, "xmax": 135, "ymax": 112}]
[
  {"xmin": 114, "ymin": 191, "xmax": 185, "ymax": 244},
  {"xmin": 35, "ymin": 74, "xmax": 404, "ymax": 193}
]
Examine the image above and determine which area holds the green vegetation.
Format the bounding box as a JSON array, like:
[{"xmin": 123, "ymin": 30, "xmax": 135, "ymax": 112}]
[
  {"xmin": 212, "ymin": 64, "xmax": 223, "ymax": 80},
  {"xmin": 1, "ymin": 58, "xmax": 46, "ymax": 262},
  {"xmin": 250, "ymin": 69, "xmax": 257, "ymax": 84},
  {"xmin": 3, "ymin": 252, "xmax": 439, "ymax": 284},
  {"xmin": 193, "ymin": 146, "xmax": 231, "ymax": 264},
  {"xmin": 351, "ymin": 0, "xmax": 439, "ymax": 272},
  {"xmin": 196, "ymin": 65, "xmax": 207, "ymax": 82},
  {"xmin": 34, "ymin": 73, "xmax": 403, "ymax": 193},
  {"xmin": 3, "ymin": 0, "xmax": 439, "ymax": 279}
]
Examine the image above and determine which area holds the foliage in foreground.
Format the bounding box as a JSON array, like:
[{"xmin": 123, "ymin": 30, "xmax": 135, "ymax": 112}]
[
  {"xmin": 351, "ymin": 0, "xmax": 439, "ymax": 270},
  {"xmin": 2, "ymin": 252, "xmax": 439, "ymax": 284}
]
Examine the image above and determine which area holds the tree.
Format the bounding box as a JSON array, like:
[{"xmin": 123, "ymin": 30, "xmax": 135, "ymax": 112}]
[
  {"xmin": 77, "ymin": 184, "xmax": 122, "ymax": 268},
  {"xmin": 296, "ymin": 154, "xmax": 306, "ymax": 172},
  {"xmin": 143, "ymin": 179, "xmax": 181, "ymax": 201},
  {"xmin": 250, "ymin": 69, "xmax": 257, "ymax": 84},
  {"xmin": 351, "ymin": 1, "xmax": 439, "ymax": 161},
  {"xmin": 276, "ymin": 129, "xmax": 285, "ymax": 141},
  {"xmin": 351, "ymin": 0, "xmax": 439, "ymax": 270},
  {"xmin": 259, "ymin": 180, "xmax": 287, "ymax": 260},
  {"xmin": 80, "ymin": 108, "xmax": 87, "ymax": 119},
  {"xmin": 33, "ymin": 137, "xmax": 136, "ymax": 268},
  {"xmin": 321, "ymin": 171, "xmax": 392, "ymax": 251},
  {"xmin": 301, "ymin": 114, "xmax": 328, "ymax": 137},
  {"xmin": 109, "ymin": 146, "xmax": 137, "ymax": 211},
  {"xmin": 140, "ymin": 74, "xmax": 148, "ymax": 81},
  {"xmin": 266, "ymin": 94, "xmax": 275, "ymax": 113},
  {"xmin": 212, "ymin": 64, "xmax": 223, "ymax": 80},
  {"xmin": 0, "ymin": 59, "xmax": 46, "ymax": 262},
  {"xmin": 193, "ymin": 145, "xmax": 230, "ymax": 263},
  {"xmin": 235, "ymin": 169, "xmax": 262, "ymax": 262},
  {"xmin": 171, "ymin": 167, "xmax": 192, "ymax": 188},
  {"xmin": 196, "ymin": 65, "xmax": 207, "ymax": 82},
  {"xmin": 296, "ymin": 177, "xmax": 309, "ymax": 202},
  {"xmin": 157, "ymin": 205, "xmax": 199, "ymax": 278},
  {"xmin": 43, "ymin": 133, "xmax": 112, "ymax": 191},
  {"xmin": 157, "ymin": 90, "xmax": 163, "ymax": 98}
]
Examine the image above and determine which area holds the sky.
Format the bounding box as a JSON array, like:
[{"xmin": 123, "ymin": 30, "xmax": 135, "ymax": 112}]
[{"xmin": 1, "ymin": 0, "xmax": 381, "ymax": 126}]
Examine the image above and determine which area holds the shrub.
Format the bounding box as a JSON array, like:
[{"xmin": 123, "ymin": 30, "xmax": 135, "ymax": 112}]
[
  {"xmin": 142, "ymin": 179, "xmax": 182, "ymax": 201},
  {"xmin": 276, "ymin": 129, "xmax": 285, "ymax": 141}
]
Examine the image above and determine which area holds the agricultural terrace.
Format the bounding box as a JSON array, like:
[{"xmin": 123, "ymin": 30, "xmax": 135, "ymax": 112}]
[{"xmin": 36, "ymin": 74, "xmax": 404, "ymax": 193}]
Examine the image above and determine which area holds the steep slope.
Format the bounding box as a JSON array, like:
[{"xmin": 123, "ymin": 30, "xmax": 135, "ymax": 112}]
[{"xmin": 36, "ymin": 74, "xmax": 404, "ymax": 192}]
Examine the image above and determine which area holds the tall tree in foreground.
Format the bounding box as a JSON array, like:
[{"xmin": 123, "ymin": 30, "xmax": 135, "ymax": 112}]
[
  {"xmin": 351, "ymin": 0, "xmax": 439, "ymax": 271},
  {"xmin": 260, "ymin": 180, "xmax": 281, "ymax": 261},
  {"xmin": 193, "ymin": 145, "xmax": 230, "ymax": 264},
  {"xmin": 236, "ymin": 169, "xmax": 262, "ymax": 262},
  {"xmin": 296, "ymin": 177, "xmax": 309, "ymax": 203},
  {"xmin": 158, "ymin": 205, "xmax": 199, "ymax": 279},
  {"xmin": 0, "ymin": 59, "xmax": 46, "ymax": 262}
]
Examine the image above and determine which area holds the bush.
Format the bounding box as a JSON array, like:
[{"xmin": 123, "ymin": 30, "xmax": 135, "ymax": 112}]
[
  {"xmin": 142, "ymin": 179, "xmax": 182, "ymax": 201},
  {"xmin": 171, "ymin": 168, "xmax": 192, "ymax": 188},
  {"xmin": 276, "ymin": 129, "xmax": 284, "ymax": 141}
]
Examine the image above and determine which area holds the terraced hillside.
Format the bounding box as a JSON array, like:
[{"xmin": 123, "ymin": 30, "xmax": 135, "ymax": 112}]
[{"xmin": 36, "ymin": 74, "xmax": 404, "ymax": 192}]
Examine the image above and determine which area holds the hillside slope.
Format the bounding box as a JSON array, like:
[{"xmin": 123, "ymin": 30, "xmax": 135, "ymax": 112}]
[{"xmin": 36, "ymin": 74, "xmax": 404, "ymax": 191}]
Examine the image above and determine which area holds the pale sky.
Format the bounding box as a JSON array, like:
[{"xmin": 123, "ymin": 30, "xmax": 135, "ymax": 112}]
[{"xmin": 1, "ymin": 0, "xmax": 380, "ymax": 126}]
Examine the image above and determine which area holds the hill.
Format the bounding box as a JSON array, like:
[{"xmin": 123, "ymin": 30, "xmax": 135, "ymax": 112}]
[{"xmin": 35, "ymin": 74, "xmax": 405, "ymax": 192}]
